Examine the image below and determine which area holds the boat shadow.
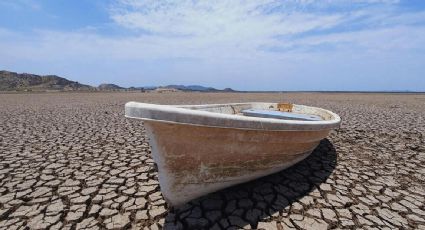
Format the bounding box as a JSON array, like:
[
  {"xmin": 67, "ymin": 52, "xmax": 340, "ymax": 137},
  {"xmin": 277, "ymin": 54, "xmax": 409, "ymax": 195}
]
[{"xmin": 164, "ymin": 138, "xmax": 337, "ymax": 229}]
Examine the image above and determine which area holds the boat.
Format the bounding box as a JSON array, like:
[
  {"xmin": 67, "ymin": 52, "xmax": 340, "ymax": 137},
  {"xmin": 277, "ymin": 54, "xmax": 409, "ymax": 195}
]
[{"xmin": 125, "ymin": 102, "xmax": 341, "ymax": 206}]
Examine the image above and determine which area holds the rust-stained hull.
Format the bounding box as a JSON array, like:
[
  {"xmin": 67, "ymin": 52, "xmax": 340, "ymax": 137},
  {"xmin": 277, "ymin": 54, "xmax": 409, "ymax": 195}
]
[
  {"xmin": 145, "ymin": 121, "xmax": 328, "ymax": 206},
  {"xmin": 125, "ymin": 102, "xmax": 341, "ymax": 206}
]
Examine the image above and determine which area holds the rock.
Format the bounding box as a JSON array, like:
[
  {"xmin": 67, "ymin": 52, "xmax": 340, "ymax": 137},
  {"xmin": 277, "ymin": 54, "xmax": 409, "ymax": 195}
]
[
  {"xmin": 407, "ymin": 214, "xmax": 425, "ymax": 223},
  {"xmin": 10, "ymin": 205, "xmax": 45, "ymax": 218},
  {"xmin": 319, "ymin": 183, "xmax": 332, "ymax": 191},
  {"xmin": 340, "ymin": 218, "xmax": 355, "ymax": 227},
  {"xmin": 81, "ymin": 187, "xmax": 97, "ymax": 196},
  {"xmin": 322, "ymin": 208, "xmax": 336, "ymax": 221},
  {"xmin": 307, "ymin": 209, "xmax": 321, "ymax": 218},
  {"xmin": 205, "ymin": 210, "xmax": 221, "ymax": 222},
  {"xmin": 292, "ymin": 216, "xmax": 328, "ymax": 230},
  {"xmin": 336, "ymin": 208, "xmax": 352, "ymax": 219},
  {"xmin": 99, "ymin": 208, "xmax": 118, "ymax": 217},
  {"xmin": 228, "ymin": 215, "xmax": 249, "ymax": 228},
  {"xmin": 376, "ymin": 208, "xmax": 409, "ymax": 227},
  {"xmin": 149, "ymin": 206, "xmax": 167, "ymax": 219},
  {"xmin": 27, "ymin": 213, "xmax": 60, "ymax": 229},
  {"xmin": 105, "ymin": 213, "xmax": 130, "ymax": 229},
  {"xmin": 46, "ymin": 199, "xmax": 64, "ymax": 215},
  {"xmin": 70, "ymin": 195, "xmax": 90, "ymax": 204},
  {"xmin": 89, "ymin": 204, "xmax": 101, "ymax": 215},
  {"xmin": 257, "ymin": 221, "xmax": 278, "ymax": 230},
  {"xmin": 135, "ymin": 210, "xmax": 149, "ymax": 221},
  {"xmin": 76, "ymin": 217, "xmax": 99, "ymax": 229}
]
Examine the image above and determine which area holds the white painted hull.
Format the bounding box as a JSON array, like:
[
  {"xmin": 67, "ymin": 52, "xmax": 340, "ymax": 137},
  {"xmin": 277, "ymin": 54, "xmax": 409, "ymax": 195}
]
[{"xmin": 125, "ymin": 102, "xmax": 341, "ymax": 206}]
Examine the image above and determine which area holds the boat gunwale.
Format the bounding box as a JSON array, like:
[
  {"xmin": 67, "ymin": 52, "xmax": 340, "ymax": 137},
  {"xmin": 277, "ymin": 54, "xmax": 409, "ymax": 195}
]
[
  {"xmin": 126, "ymin": 116, "xmax": 342, "ymax": 132},
  {"xmin": 125, "ymin": 102, "xmax": 341, "ymax": 131}
]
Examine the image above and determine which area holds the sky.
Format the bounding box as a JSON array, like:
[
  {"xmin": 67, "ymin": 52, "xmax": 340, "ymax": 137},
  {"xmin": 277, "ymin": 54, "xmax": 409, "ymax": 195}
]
[{"xmin": 0, "ymin": 0, "xmax": 425, "ymax": 91}]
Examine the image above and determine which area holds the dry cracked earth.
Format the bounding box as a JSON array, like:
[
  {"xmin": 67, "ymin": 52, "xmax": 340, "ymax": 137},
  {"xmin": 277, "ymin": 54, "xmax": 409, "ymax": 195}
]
[{"xmin": 0, "ymin": 92, "xmax": 424, "ymax": 230}]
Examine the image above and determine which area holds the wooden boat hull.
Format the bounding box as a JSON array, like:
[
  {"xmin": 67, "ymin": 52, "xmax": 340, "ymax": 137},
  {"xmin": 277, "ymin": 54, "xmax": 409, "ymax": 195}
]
[{"xmin": 125, "ymin": 102, "xmax": 341, "ymax": 206}]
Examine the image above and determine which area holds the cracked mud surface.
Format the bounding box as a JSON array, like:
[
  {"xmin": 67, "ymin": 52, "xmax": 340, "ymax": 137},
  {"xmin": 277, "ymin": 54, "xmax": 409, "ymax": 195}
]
[{"xmin": 0, "ymin": 92, "xmax": 424, "ymax": 230}]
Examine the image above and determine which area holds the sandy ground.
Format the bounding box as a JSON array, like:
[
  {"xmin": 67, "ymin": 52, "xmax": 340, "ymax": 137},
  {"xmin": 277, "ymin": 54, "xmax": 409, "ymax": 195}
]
[{"xmin": 0, "ymin": 92, "xmax": 424, "ymax": 230}]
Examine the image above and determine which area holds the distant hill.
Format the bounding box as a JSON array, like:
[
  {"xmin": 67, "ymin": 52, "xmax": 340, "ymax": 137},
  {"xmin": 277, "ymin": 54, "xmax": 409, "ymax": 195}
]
[
  {"xmin": 98, "ymin": 83, "xmax": 124, "ymax": 90},
  {"xmin": 223, "ymin": 87, "xmax": 235, "ymax": 92},
  {"xmin": 0, "ymin": 70, "xmax": 93, "ymax": 91},
  {"xmin": 165, "ymin": 85, "xmax": 218, "ymax": 92},
  {"xmin": 0, "ymin": 70, "xmax": 237, "ymax": 92},
  {"xmin": 161, "ymin": 85, "xmax": 235, "ymax": 92}
]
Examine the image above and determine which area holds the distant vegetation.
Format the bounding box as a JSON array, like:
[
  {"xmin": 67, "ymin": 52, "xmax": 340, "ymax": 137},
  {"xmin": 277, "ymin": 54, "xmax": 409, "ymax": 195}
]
[{"xmin": 0, "ymin": 70, "xmax": 235, "ymax": 92}]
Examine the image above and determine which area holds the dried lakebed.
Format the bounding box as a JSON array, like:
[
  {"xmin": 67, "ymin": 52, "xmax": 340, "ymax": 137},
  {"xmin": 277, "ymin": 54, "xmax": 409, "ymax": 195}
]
[{"xmin": 0, "ymin": 92, "xmax": 424, "ymax": 229}]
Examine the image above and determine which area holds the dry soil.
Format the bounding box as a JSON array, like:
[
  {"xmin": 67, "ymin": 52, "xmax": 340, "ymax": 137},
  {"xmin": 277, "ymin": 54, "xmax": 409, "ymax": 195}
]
[{"xmin": 0, "ymin": 92, "xmax": 424, "ymax": 229}]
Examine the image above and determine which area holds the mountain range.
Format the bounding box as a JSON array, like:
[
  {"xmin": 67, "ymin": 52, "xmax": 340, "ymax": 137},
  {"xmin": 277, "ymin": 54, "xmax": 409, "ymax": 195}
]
[
  {"xmin": 0, "ymin": 70, "xmax": 93, "ymax": 91},
  {"xmin": 0, "ymin": 70, "xmax": 235, "ymax": 92}
]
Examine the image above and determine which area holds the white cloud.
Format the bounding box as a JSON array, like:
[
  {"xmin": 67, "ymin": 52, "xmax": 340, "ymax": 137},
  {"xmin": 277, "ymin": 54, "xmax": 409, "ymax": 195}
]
[
  {"xmin": 1, "ymin": 0, "xmax": 423, "ymax": 61},
  {"xmin": 104, "ymin": 0, "xmax": 425, "ymax": 59},
  {"xmin": 111, "ymin": 0, "xmax": 342, "ymax": 36},
  {"xmin": 1, "ymin": 0, "xmax": 424, "ymax": 90}
]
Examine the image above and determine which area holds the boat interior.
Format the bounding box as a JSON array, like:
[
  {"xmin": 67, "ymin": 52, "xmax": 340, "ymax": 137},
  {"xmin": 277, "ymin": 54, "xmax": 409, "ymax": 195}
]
[{"xmin": 178, "ymin": 102, "xmax": 334, "ymax": 121}]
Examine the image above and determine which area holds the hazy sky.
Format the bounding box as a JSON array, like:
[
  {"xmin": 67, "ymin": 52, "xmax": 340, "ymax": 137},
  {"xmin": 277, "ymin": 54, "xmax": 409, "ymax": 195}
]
[{"xmin": 1, "ymin": 0, "xmax": 425, "ymax": 91}]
